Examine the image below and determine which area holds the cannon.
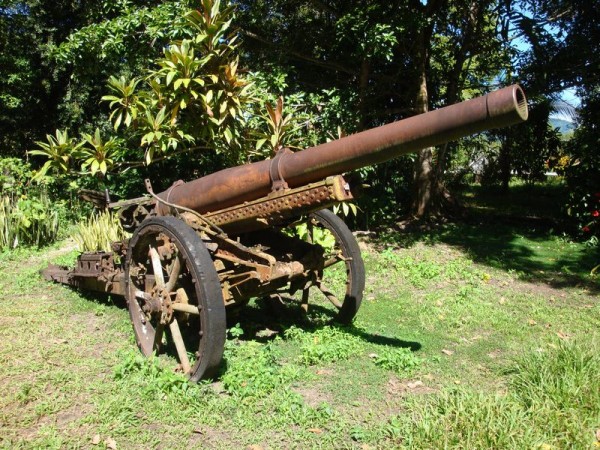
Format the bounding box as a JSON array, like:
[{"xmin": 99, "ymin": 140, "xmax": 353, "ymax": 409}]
[{"xmin": 43, "ymin": 85, "xmax": 528, "ymax": 381}]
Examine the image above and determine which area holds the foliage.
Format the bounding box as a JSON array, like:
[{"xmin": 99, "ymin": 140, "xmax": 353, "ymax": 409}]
[
  {"xmin": 284, "ymin": 326, "xmax": 364, "ymax": 366},
  {"xmin": 372, "ymin": 347, "xmax": 423, "ymax": 375},
  {"xmin": 564, "ymin": 89, "xmax": 600, "ymax": 240},
  {"xmin": 292, "ymin": 222, "xmax": 336, "ymax": 251},
  {"xmin": 0, "ymin": 157, "xmax": 71, "ymax": 250},
  {"xmin": 79, "ymin": 129, "xmax": 122, "ymax": 176},
  {"xmin": 0, "ymin": 193, "xmax": 60, "ymax": 250},
  {"xmin": 221, "ymin": 339, "xmax": 302, "ymax": 398},
  {"xmin": 28, "ymin": 130, "xmax": 80, "ymax": 178},
  {"xmin": 101, "ymin": 0, "xmax": 252, "ymax": 165},
  {"xmin": 29, "ymin": 0, "xmax": 254, "ymax": 179},
  {"xmin": 253, "ymin": 96, "xmax": 304, "ymax": 156},
  {"xmin": 0, "ymin": 157, "xmax": 34, "ymax": 197},
  {"xmin": 72, "ymin": 210, "xmax": 129, "ymax": 252}
]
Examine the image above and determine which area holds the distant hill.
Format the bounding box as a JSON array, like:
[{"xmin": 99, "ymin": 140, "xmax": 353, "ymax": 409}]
[{"xmin": 550, "ymin": 118, "xmax": 576, "ymax": 134}]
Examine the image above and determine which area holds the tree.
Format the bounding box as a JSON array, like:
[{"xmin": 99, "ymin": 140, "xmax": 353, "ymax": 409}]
[
  {"xmin": 30, "ymin": 0, "xmax": 253, "ymax": 184},
  {"xmin": 497, "ymin": 1, "xmax": 599, "ymax": 236},
  {"xmin": 237, "ymin": 0, "xmax": 510, "ymax": 221},
  {"xmin": 0, "ymin": 0, "xmax": 184, "ymax": 156}
]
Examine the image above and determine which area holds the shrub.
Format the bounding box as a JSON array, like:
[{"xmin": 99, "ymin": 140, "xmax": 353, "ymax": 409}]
[
  {"xmin": 72, "ymin": 210, "xmax": 129, "ymax": 252},
  {"xmin": 0, "ymin": 193, "xmax": 60, "ymax": 250}
]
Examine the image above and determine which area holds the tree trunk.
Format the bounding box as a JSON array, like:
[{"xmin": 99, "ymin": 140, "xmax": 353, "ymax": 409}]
[
  {"xmin": 412, "ymin": 0, "xmax": 484, "ymax": 219},
  {"xmin": 411, "ymin": 69, "xmax": 435, "ymax": 217},
  {"xmin": 499, "ymin": 134, "xmax": 511, "ymax": 192},
  {"xmin": 357, "ymin": 59, "xmax": 371, "ymax": 132}
]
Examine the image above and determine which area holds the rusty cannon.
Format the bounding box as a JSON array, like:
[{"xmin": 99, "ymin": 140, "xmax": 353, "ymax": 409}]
[{"xmin": 43, "ymin": 85, "xmax": 528, "ymax": 381}]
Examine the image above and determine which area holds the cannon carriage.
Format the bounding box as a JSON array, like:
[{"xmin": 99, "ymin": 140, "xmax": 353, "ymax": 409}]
[{"xmin": 43, "ymin": 85, "xmax": 528, "ymax": 380}]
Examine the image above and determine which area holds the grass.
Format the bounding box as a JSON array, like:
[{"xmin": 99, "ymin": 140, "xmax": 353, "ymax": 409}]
[{"xmin": 1, "ymin": 183, "xmax": 599, "ymax": 449}]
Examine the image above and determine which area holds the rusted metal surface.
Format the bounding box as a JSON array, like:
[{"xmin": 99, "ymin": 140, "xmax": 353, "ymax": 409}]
[
  {"xmin": 157, "ymin": 84, "xmax": 528, "ymax": 216},
  {"xmin": 109, "ymin": 196, "xmax": 155, "ymax": 231},
  {"xmin": 204, "ymin": 175, "xmax": 353, "ymax": 233},
  {"xmin": 42, "ymin": 252, "xmax": 125, "ymax": 296},
  {"xmin": 42, "ymin": 84, "xmax": 530, "ymax": 382}
]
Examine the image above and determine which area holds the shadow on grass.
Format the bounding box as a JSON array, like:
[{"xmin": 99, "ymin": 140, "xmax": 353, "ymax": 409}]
[
  {"xmin": 374, "ymin": 216, "xmax": 599, "ymax": 294},
  {"xmin": 76, "ymin": 289, "xmax": 129, "ymax": 311},
  {"xmin": 228, "ymin": 296, "xmax": 422, "ymax": 352}
]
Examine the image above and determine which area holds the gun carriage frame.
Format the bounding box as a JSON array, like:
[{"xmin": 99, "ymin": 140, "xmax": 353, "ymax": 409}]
[{"xmin": 43, "ymin": 85, "xmax": 528, "ymax": 380}]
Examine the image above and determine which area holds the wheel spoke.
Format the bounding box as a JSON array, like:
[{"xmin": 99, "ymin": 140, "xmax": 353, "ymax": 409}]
[
  {"xmin": 135, "ymin": 290, "xmax": 152, "ymax": 301},
  {"xmin": 172, "ymin": 303, "xmax": 200, "ymax": 315},
  {"xmin": 307, "ymin": 220, "xmax": 314, "ymax": 244},
  {"xmin": 316, "ymin": 280, "xmax": 343, "ymax": 309},
  {"xmin": 169, "ymin": 318, "xmax": 191, "ymax": 373},
  {"xmin": 300, "ymin": 287, "xmax": 310, "ymax": 312},
  {"xmin": 165, "ymin": 254, "xmax": 181, "ymax": 293},
  {"xmin": 149, "ymin": 246, "xmax": 165, "ymax": 288},
  {"xmin": 153, "ymin": 323, "xmax": 164, "ymax": 352},
  {"xmin": 323, "ymin": 253, "xmax": 344, "ymax": 268}
]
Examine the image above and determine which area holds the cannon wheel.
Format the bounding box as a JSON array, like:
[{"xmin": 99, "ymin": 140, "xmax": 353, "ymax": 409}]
[
  {"xmin": 124, "ymin": 216, "xmax": 226, "ymax": 381},
  {"xmin": 301, "ymin": 209, "xmax": 365, "ymax": 324}
]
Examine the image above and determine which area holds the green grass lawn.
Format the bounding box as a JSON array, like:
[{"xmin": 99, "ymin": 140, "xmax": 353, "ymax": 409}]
[{"xmin": 1, "ymin": 185, "xmax": 599, "ymax": 449}]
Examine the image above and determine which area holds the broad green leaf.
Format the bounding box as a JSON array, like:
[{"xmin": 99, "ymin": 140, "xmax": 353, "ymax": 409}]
[
  {"xmin": 223, "ymin": 127, "xmax": 232, "ymax": 144},
  {"xmin": 166, "ymin": 71, "xmax": 177, "ymax": 86},
  {"xmin": 256, "ymin": 138, "xmax": 267, "ymax": 150}
]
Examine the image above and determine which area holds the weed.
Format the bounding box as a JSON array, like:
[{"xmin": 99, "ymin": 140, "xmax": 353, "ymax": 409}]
[
  {"xmin": 284, "ymin": 326, "xmax": 364, "ymax": 365},
  {"xmin": 372, "ymin": 347, "xmax": 423, "ymax": 375},
  {"xmin": 386, "ymin": 390, "xmax": 538, "ymax": 449},
  {"xmin": 228, "ymin": 322, "xmax": 245, "ymax": 338},
  {"xmin": 384, "ymin": 340, "xmax": 600, "ymax": 448},
  {"xmin": 221, "ymin": 340, "xmax": 303, "ymax": 398},
  {"xmin": 509, "ymin": 338, "xmax": 600, "ymax": 445},
  {"xmin": 114, "ymin": 350, "xmax": 191, "ymax": 396},
  {"xmin": 0, "ymin": 193, "xmax": 60, "ymax": 250}
]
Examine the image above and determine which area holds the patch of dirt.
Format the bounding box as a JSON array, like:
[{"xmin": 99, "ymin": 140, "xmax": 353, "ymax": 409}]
[
  {"xmin": 188, "ymin": 426, "xmax": 248, "ymax": 449},
  {"xmin": 30, "ymin": 240, "xmax": 77, "ymax": 263},
  {"xmin": 487, "ymin": 349, "xmax": 503, "ymax": 359},
  {"xmin": 20, "ymin": 401, "xmax": 93, "ymax": 441},
  {"xmin": 292, "ymin": 385, "xmax": 333, "ymax": 408},
  {"xmin": 511, "ymin": 278, "xmax": 598, "ymax": 308},
  {"xmin": 386, "ymin": 376, "xmax": 436, "ymax": 398}
]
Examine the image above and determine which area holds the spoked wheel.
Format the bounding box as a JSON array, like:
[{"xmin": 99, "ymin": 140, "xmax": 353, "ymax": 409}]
[
  {"xmin": 298, "ymin": 209, "xmax": 365, "ymax": 324},
  {"xmin": 125, "ymin": 216, "xmax": 226, "ymax": 381}
]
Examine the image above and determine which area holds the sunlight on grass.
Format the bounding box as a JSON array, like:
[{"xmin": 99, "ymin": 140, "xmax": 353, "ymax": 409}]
[{"xmin": 1, "ymin": 225, "xmax": 598, "ymax": 448}]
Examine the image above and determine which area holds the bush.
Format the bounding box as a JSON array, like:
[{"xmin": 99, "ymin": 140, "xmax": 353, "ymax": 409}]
[
  {"xmin": 0, "ymin": 193, "xmax": 60, "ymax": 250},
  {"xmin": 72, "ymin": 210, "xmax": 129, "ymax": 252}
]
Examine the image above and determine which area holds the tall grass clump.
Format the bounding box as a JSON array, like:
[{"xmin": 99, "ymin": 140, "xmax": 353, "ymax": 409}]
[
  {"xmin": 0, "ymin": 194, "xmax": 60, "ymax": 250},
  {"xmin": 510, "ymin": 338, "xmax": 600, "ymax": 445},
  {"xmin": 385, "ymin": 339, "xmax": 600, "ymax": 449},
  {"xmin": 73, "ymin": 210, "xmax": 129, "ymax": 252}
]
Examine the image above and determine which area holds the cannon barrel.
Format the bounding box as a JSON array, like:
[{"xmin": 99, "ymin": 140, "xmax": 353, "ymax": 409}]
[{"xmin": 157, "ymin": 84, "xmax": 528, "ymax": 215}]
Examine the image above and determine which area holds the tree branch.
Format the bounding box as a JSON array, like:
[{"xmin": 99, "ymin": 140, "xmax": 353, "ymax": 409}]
[
  {"xmin": 307, "ymin": 0, "xmax": 338, "ymax": 16},
  {"xmin": 116, "ymin": 145, "xmax": 213, "ymax": 172},
  {"xmin": 240, "ymin": 29, "xmax": 357, "ymax": 76}
]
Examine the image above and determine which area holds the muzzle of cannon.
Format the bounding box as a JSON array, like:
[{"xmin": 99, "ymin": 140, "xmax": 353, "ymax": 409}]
[
  {"xmin": 154, "ymin": 84, "xmax": 527, "ymax": 222},
  {"xmin": 43, "ymin": 85, "xmax": 528, "ymax": 381}
]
